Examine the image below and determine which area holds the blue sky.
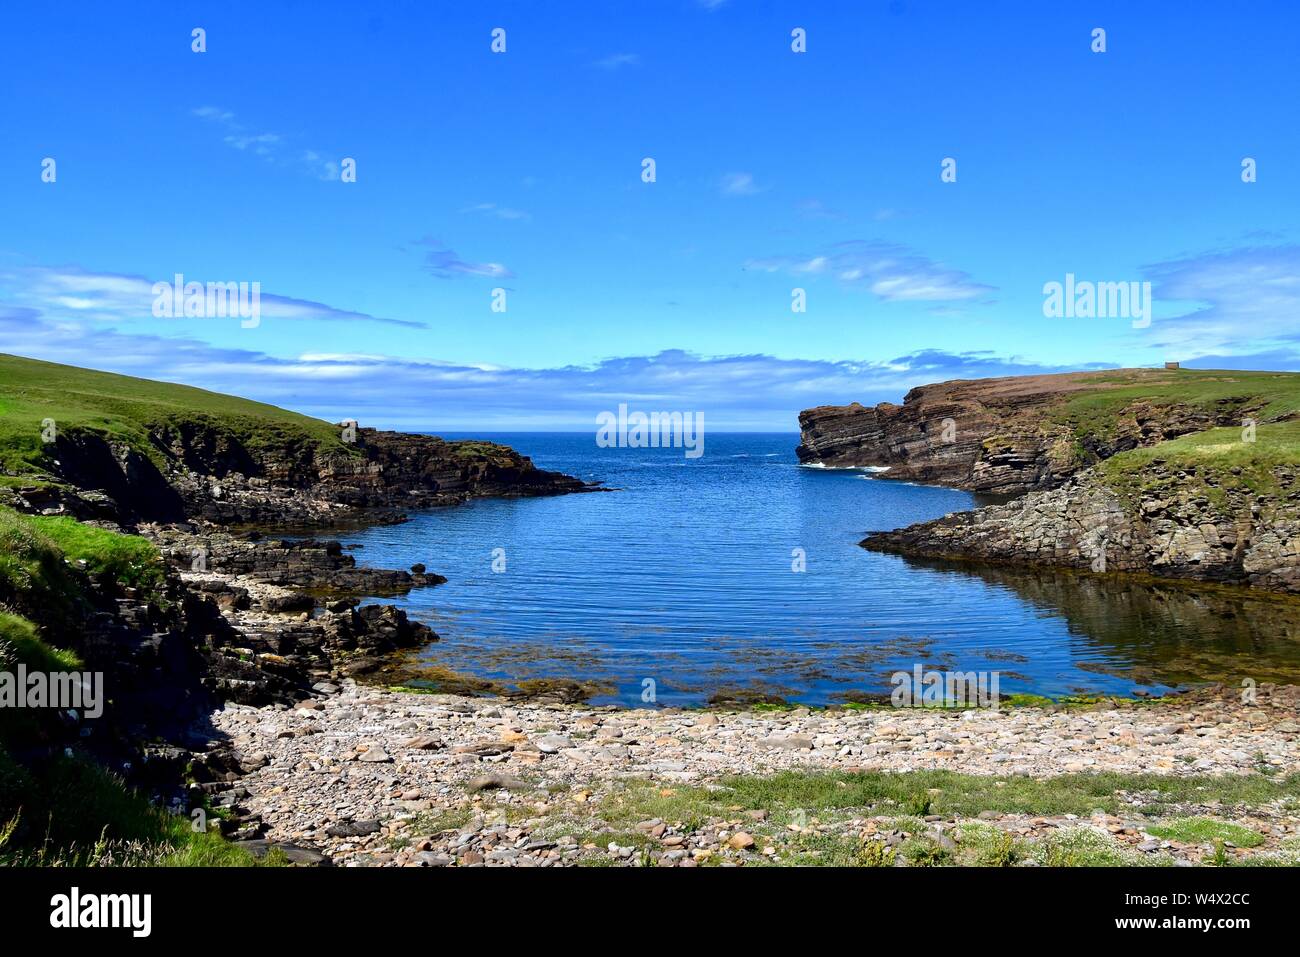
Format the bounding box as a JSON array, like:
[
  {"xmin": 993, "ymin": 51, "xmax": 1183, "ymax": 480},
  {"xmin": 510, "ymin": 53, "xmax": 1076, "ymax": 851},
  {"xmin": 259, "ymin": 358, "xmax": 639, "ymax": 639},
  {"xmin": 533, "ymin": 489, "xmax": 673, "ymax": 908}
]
[{"xmin": 2, "ymin": 0, "xmax": 1298, "ymax": 430}]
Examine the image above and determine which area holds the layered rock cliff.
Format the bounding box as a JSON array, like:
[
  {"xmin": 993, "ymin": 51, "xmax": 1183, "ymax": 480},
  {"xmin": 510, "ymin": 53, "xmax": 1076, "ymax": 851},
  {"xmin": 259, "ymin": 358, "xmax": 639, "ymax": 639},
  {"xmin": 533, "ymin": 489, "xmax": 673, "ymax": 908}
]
[
  {"xmin": 797, "ymin": 368, "xmax": 1269, "ymax": 496},
  {"xmin": 8, "ymin": 425, "xmax": 590, "ymax": 527},
  {"xmin": 0, "ymin": 353, "xmax": 593, "ymax": 527},
  {"xmin": 0, "ymin": 355, "xmax": 598, "ymax": 859},
  {"xmin": 806, "ymin": 368, "xmax": 1300, "ymax": 594},
  {"xmin": 862, "ymin": 457, "xmax": 1300, "ymax": 594}
]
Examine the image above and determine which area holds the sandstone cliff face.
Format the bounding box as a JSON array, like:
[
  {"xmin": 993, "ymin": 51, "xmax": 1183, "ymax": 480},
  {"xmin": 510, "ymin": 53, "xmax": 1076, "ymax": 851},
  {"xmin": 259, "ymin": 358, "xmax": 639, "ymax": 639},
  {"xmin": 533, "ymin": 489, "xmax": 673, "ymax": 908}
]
[
  {"xmin": 797, "ymin": 369, "xmax": 1247, "ymax": 495},
  {"xmin": 862, "ymin": 462, "xmax": 1300, "ymax": 594},
  {"xmin": 814, "ymin": 368, "xmax": 1300, "ymax": 594},
  {"xmin": 10, "ymin": 423, "xmax": 590, "ymax": 526}
]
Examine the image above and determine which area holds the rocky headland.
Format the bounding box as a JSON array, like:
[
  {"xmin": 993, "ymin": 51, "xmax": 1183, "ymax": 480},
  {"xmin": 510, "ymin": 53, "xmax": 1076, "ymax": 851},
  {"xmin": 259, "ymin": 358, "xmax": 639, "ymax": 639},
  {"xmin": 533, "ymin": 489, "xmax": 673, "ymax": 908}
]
[
  {"xmin": 861, "ymin": 454, "xmax": 1300, "ymax": 594},
  {"xmin": 799, "ymin": 367, "xmax": 1300, "ymax": 595},
  {"xmin": 10, "ymin": 423, "xmax": 590, "ymax": 528}
]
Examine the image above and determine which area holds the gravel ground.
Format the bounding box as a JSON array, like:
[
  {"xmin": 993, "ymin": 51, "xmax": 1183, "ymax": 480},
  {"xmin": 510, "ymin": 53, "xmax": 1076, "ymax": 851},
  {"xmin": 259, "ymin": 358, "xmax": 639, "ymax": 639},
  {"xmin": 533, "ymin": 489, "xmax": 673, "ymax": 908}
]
[{"xmin": 209, "ymin": 681, "xmax": 1300, "ymax": 867}]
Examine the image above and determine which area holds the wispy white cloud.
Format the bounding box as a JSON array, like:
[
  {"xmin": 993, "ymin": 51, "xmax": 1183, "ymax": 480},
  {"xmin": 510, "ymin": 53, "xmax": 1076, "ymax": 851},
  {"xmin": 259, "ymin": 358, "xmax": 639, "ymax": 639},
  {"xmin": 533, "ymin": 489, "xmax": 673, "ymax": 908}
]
[
  {"xmin": 224, "ymin": 131, "xmax": 280, "ymax": 156},
  {"xmin": 193, "ymin": 106, "xmax": 235, "ymax": 124},
  {"xmin": 593, "ymin": 53, "xmax": 640, "ymax": 70},
  {"xmin": 745, "ymin": 240, "xmax": 996, "ymax": 302},
  {"xmin": 0, "ymin": 265, "xmax": 425, "ymax": 328},
  {"xmin": 1142, "ymin": 245, "xmax": 1300, "ymax": 356},
  {"xmin": 721, "ymin": 171, "xmax": 763, "ymax": 197},
  {"xmin": 412, "ymin": 238, "xmax": 513, "ymax": 279},
  {"xmin": 0, "ymin": 293, "xmax": 1118, "ymax": 430},
  {"xmin": 461, "ymin": 202, "xmax": 531, "ymax": 222},
  {"xmin": 192, "ymin": 106, "xmax": 339, "ymax": 181}
]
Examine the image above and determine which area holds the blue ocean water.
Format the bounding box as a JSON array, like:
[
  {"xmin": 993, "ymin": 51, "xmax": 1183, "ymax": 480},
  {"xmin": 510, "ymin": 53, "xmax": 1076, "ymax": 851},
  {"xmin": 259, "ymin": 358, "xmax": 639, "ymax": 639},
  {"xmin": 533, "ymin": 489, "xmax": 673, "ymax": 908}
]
[{"xmin": 340, "ymin": 432, "xmax": 1300, "ymax": 706}]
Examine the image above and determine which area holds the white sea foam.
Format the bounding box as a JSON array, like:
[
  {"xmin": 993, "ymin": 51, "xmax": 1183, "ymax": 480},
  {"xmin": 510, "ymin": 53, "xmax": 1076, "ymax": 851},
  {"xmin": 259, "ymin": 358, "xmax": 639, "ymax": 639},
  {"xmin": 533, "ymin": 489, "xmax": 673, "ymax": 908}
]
[{"xmin": 798, "ymin": 462, "xmax": 890, "ymax": 473}]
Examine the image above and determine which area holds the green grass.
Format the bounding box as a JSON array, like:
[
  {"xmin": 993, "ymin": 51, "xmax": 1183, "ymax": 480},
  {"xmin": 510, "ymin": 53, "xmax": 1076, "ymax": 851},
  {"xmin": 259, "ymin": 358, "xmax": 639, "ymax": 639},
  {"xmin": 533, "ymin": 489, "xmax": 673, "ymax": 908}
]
[
  {"xmin": 0, "ymin": 747, "xmax": 275, "ymax": 867},
  {"xmin": 964, "ymin": 368, "xmax": 1300, "ymax": 477},
  {"xmin": 953, "ymin": 821, "xmax": 1026, "ymax": 866},
  {"xmin": 1099, "ymin": 421, "xmax": 1300, "ymax": 505},
  {"xmin": 0, "ymin": 612, "xmax": 80, "ymax": 672},
  {"xmin": 404, "ymin": 807, "xmax": 474, "ymax": 837},
  {"xmin": 575, "ymin": 770, "xmax": 1299, "ymax": 866},
  {"xmin": 1053, "ymin": 368, "xmax": 1300, "ymax": 442},
  {"xmin": 1034, "ymin": 827, "xmax": 1170, "ymax": 867},
  {"xmin": 0, "ymin": 505, "xmax": 165, "ymax": 624},
  {"xmin": 25, "ymin": 515, "xmax": 166, "ymax": 600},
  {"xmin": 0, "ymin": 611, "xmax": 83, "ymax": 744},
  {"xmin": 593, "ymin": 769, "xmax": 1300, "ymax": 830},
  {"xmin": 0, "ymin": 506, "xmax": 88, "ymax": 628},
  {"xmin": 1146, "ymin": 816, "xmax": 1265, "ymax": 848},
  {"xmin": 0, "ymin": 352, "xmax": 353, "ymax": 482},
  {"xmin": 0, "ymin": 505, "xmax": 174, "ymax": 801}
]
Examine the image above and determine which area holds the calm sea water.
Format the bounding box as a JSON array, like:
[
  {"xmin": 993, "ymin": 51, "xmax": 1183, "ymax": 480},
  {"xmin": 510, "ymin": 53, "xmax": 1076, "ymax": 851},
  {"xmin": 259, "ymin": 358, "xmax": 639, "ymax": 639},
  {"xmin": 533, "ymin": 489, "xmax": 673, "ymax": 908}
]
[{"xmin": 341, "ymin": 432, "xmax": 1300, "ymax": 706}]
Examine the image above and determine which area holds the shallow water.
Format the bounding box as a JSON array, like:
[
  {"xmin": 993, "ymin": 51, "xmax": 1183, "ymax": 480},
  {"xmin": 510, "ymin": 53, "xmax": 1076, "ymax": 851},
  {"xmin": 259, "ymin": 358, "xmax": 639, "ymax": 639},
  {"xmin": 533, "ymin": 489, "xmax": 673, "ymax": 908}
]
[{"xmin": 340, "ymin": 433, "xmax": 1300, "ymax": 706}]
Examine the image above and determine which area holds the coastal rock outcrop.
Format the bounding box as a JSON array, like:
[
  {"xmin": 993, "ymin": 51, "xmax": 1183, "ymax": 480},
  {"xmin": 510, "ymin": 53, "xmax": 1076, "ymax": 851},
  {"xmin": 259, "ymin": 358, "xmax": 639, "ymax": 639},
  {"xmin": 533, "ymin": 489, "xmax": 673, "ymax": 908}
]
[
  {"xmin": 15, "ymin": 425, "xmax": 593, "ymax": 527},
  {"xmin": 799, "ymin": 367, "xmax": 1300, "ymax": 594},
  {"xmin": 797, "ymin": 369, "xmax": 1256, "ymax": 495},
  {"xmin": 152, "ymin": 529, "xmax": 446, "ymax": 595},
  {"xmin": 862, "ymin": 460, "xmax": 1300, "ymax": 594}
]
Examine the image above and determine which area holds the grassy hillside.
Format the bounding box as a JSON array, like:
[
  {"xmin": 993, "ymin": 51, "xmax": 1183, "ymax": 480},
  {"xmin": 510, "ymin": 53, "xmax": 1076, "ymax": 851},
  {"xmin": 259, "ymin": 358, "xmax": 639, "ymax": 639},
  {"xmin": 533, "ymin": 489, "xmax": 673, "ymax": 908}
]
[
  {"xmin": 1051, "ymin": 368, "xmax": 1300, "ymax": 438},
  {"xmin": 0, "ymin": 352, "xmax": 350, "ymax": 485},
  {"xmin": 1067, "ymin": 373, "xmax": 1300, "ymax": 501},
  {"xmin": 0, "ymin": 504, "xmax": 268, "ymax": 866},
  {"xmin": 964, "ymin": 367, "xmax": 1300, "ymax": 488},
  {"xmin": 0, "ymin": 504, "xmax": 160, "ymax": 733},
  {"xmin": 0, "ymin": 749, "xmax": 278, "ymax": 866},
  {"xmin": 1099, "ymin": 420, "xmax": 1300, "ymax": 505}
]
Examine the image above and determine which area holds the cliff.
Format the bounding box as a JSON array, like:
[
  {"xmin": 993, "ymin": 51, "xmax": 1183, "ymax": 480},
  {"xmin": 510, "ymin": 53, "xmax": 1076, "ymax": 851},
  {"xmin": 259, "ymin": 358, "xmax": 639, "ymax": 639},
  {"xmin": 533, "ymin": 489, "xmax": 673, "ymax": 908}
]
[
  {"xmin": 862, "ymin": 420, "xmax": 1300, "ymax": 595},
  {"xmin": 0, "ymin": 354, "xmax": 593, "ymax": 862},
  {"xmin": 797, "ymin": 368, "xmax": 1294, "ymax": 496},
  {"xmin": 0, "ymin": 353, "xmax": 591, "ymax": 526}
]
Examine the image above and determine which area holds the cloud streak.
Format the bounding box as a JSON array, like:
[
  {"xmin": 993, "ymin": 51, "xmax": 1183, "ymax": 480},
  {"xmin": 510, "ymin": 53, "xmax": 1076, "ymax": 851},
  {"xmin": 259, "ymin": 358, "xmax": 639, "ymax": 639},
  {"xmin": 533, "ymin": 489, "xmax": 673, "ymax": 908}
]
[
  {"xmin": 721, "ymin": 172, "xmax": 763, "ymax": 197},
  {"xmin": 0, "ymin": 265, "xmax": 426, "ymax": 329},
  {"xmin": 593, "ymin": 53, "xmax": 640, "ymax": 70},
  {"xmin": 746, "ymin": 240, "xmax": 996, "ymax": 302},
  {"xmin": 1143, "ymin": 245, "xmax": 1300, "ymax": 356},
  {"xmin": 0, "ymin": 300, "xmax": 1119, "ymax": 430},
  {"xmin": 192, "ymin": 106, "xmax": 339, "ymax": 181},
  {"xmin": 462, "ymin": 202, "xmax": 531, "ymax": 222},
  {"xmin": 413, "ymin": 239, "xmax": 513, "ymax": 279}
]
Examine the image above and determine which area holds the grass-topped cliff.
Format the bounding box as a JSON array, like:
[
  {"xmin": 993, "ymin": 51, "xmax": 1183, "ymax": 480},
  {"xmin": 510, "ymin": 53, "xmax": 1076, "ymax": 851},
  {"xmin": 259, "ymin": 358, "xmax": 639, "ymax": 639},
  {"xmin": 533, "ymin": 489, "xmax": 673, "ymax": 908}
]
[
  {"xmin": 1046, "ymin": 368, "xmax": 1300, "ymax": 438},
  {"xmin": 799, "ymin": 367, "xmax": 1300, "ymax": 495},
  {"xmin": 855, "ymin": 368, "xmax": 1300, "ymax": 594},
  {"xmin": 0, "ymin": 353, "xmax": 348, "ymax": 486},
  {"xmin": 1098, "ymin": 420, "xmax": 1300, "ymax": 503},
  {"xmin": 0, "ymin": 353, "xmax": 587, "ymax": 525}
]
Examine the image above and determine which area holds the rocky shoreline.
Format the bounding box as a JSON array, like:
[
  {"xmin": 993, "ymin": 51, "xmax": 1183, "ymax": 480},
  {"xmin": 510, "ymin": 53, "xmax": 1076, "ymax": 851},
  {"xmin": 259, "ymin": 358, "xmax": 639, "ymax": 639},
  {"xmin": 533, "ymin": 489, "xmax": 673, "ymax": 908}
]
[
  {"xmin": 208, "ymin": 681, "xmax": 1300, "ymax": 867},
  {"xmin": 862, "ymin": 456, "xmax": 1300, "ymax": 595},
  {"xmin": 795, "ymin": 368, "xmax": 1300, "ymax": 596},
  {"xmin": 72, "ymin": 481, "xmax": 1300, "ymax": 868},
  {"xmin": 0, "ymin": 404, "xmax": 605, "ymax": 853},
  {"xmin": 7, "ymin": 359, "xmax": 1300, "ymax": 867},
  {"xmin": 12, "ymin": 424, "xmax": 596, "ymax": 528},
  {"xmin": 144, "ymin": 517, "xmax": 1299, "ymax": 867}
]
